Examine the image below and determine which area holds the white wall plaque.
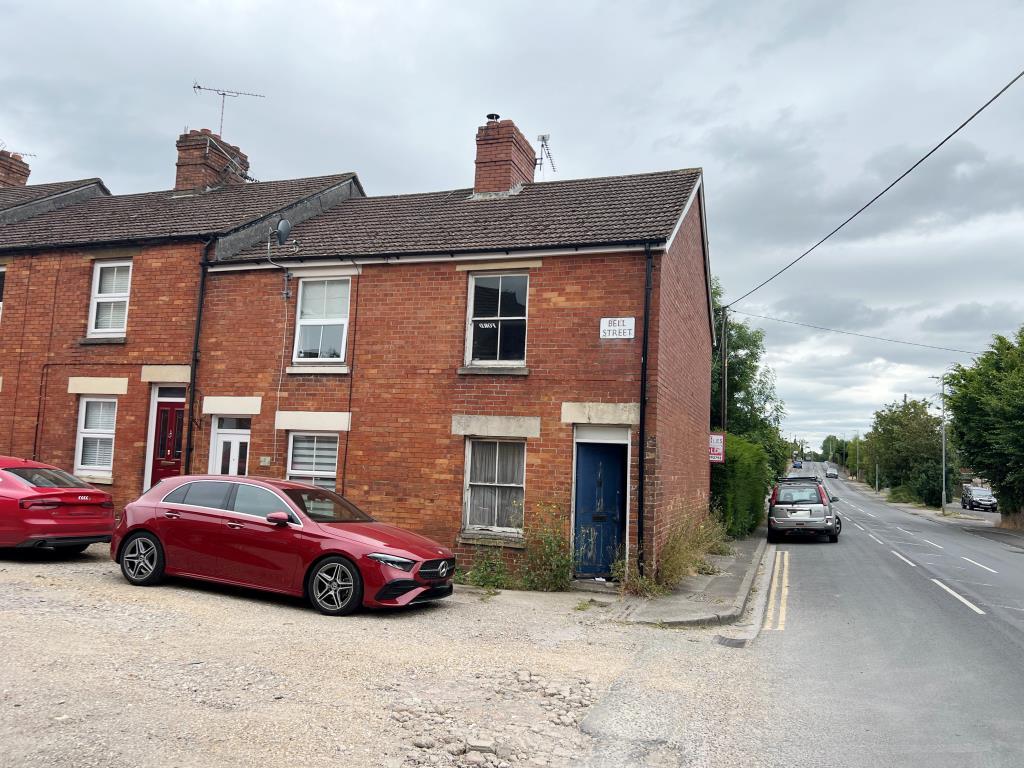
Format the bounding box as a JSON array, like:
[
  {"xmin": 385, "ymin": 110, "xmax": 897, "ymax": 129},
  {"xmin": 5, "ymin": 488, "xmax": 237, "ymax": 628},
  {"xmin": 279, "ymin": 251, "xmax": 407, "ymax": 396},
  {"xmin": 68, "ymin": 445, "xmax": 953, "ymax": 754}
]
[{"xmin": 600, "ymin": 317, "xmax": 635, "ymax": 339}]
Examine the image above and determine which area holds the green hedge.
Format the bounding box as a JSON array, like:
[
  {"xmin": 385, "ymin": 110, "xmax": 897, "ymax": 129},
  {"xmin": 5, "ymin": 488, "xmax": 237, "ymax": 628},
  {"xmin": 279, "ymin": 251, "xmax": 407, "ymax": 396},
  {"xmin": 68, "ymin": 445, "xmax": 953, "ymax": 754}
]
[{"xmin": 710, "ymin": 432, "xmax": 773, "ymax": 537}]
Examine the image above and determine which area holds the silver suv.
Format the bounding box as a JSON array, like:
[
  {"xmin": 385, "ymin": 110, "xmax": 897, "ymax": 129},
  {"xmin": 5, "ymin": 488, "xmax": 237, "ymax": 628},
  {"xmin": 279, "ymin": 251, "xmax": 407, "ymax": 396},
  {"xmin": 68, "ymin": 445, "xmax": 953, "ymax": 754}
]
[{"xmin": 767, "ymin": 476, "xmax": 841, "ymax": 543}]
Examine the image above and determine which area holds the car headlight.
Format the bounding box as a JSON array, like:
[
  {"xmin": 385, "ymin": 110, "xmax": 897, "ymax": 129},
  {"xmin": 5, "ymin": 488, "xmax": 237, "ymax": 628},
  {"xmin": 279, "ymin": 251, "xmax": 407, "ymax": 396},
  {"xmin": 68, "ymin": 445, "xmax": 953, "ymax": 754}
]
[{"xmin": 368, "ymin": 553, "xmax": 415, "ymax": 572}]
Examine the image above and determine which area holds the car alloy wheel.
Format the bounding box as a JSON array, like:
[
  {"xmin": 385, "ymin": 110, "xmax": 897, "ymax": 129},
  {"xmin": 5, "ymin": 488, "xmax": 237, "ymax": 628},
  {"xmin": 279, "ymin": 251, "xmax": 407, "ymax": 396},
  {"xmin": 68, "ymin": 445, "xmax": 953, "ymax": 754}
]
[
  {"xmin": 308, "ymin": 557, "xmax": 363, "ymax": 616},
  {"xmin": 120, "ymin": 533, "xmax": 165, "ymax": 586}
]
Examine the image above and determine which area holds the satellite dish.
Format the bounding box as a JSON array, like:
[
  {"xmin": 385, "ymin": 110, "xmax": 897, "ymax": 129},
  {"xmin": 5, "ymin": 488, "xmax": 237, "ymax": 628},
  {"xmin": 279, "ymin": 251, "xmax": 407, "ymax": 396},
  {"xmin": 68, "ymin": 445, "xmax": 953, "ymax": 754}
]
[{"xmin": 276, "ymin": 219, "xmax": 292, "ymax": 246}]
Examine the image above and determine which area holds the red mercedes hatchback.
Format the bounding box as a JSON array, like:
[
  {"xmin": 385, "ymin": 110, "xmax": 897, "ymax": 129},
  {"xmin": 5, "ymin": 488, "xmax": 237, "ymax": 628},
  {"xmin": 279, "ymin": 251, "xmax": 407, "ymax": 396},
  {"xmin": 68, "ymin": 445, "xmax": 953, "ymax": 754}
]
[
  {"xmin": 0, "ymin": 455, "xmax": 115, "ymax": 551},
  {"xmin": 111, "ymin": 475, "xmax": 455, "ymax": 615}
]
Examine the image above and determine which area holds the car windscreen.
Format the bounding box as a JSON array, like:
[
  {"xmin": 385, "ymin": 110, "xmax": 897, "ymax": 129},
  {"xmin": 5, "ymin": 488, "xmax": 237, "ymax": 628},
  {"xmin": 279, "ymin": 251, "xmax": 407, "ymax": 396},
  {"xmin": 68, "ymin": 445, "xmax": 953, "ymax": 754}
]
[
  {"xmin": 283, "ymin": 488, "xmax": 374, "ymax": 523},
  {"xmin": 775, "ymin": 485, "xmax": 821, "ymax": 505},
  {"xmin": 973, "ymin": 489, "xmax": 993, "ymax": 497},
  {"xmin": 3, "ymin": 467, "xmax": 92, "ymax": 488}
]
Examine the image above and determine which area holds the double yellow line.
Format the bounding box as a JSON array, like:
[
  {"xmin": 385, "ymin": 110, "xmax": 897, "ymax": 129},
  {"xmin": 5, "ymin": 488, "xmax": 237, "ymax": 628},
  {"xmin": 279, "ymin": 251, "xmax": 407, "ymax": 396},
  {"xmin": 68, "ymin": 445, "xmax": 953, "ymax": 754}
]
[{"xmin": 763, "ymin": 550, "xmax": 790, "ymax": 631}]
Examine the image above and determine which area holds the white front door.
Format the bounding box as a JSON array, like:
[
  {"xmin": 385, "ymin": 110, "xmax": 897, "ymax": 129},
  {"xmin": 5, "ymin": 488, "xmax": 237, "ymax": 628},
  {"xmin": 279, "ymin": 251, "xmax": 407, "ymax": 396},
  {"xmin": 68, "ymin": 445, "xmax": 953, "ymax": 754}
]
[{"xmin": 208, "ymin": 416, "xmax": 251, "ymax": 476}]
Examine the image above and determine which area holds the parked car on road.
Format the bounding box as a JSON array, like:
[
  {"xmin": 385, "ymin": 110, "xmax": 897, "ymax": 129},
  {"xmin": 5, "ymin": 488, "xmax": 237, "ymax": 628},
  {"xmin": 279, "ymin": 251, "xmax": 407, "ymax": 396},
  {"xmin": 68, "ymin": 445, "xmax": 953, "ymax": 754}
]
[
  {"xmin": 0, "ymin": 455, "xmax": 114, "ymax": 551},
  {"xmin": 768, "ymin": 476, "xmax": 841, "ymax": 543},
  {"xmin": 792, "ymin": 459, "xmax": 803, "ymax": 469},
  {"xmin": 825, "ymin": 467, "xmax": 839, "ymax": 479},
  {"xmin": 111, "ymin": 475, "xmax": 455, "ymax": 615},
  {"xmin": 962, "ymin": 485, "xmax": 998, "ymax": 512}
]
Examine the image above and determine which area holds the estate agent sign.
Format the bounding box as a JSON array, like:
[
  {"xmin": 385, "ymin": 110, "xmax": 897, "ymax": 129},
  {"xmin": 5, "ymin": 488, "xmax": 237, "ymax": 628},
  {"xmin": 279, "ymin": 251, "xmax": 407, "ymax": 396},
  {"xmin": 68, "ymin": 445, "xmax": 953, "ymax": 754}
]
[{"xmin": 709, "ymin": 432, "xmax": 725, "ymax": 463}]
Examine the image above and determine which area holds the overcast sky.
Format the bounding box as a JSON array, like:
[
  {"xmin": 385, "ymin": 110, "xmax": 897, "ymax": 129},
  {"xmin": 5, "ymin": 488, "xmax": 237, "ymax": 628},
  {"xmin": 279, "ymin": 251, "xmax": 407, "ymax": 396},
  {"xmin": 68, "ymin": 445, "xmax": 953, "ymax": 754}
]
[{"xmin": 3, "ymin": 0, "xmax": 1022, "ymax": 449}]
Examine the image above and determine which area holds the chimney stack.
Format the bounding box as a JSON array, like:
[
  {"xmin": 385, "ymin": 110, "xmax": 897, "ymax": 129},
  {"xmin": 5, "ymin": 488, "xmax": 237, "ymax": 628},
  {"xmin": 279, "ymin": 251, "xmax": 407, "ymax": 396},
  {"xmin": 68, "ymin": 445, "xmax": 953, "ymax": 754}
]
[
  {"xmin": 0, "ymin": 150, "xmax": 31, "ymax": 188},
  {"xmin": 174, "ymin": 128, "xmax": 250, "ymax": 192},
  {"xmin": 474, "ymin": 114, "xmax": 536, "ymax": 194}
]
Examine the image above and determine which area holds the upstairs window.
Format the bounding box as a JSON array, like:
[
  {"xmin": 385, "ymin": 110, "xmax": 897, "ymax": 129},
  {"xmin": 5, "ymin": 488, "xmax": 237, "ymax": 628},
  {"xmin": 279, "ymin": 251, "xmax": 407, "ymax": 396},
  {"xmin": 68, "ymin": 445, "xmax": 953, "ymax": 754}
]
[
  {"xmin": 88, "ymin": 261, "xmax": 132, "ymax": 337},
  {"xmin": 467, "ymin": 273, "xmax": 528, "ymax": 365},
  {"xmin": 75, "ymin": 398, "xmax": 117, "ymax": 476},
  {"xmin": 293, "ymin": 278, "xmax": 350, "ymax": 363}
]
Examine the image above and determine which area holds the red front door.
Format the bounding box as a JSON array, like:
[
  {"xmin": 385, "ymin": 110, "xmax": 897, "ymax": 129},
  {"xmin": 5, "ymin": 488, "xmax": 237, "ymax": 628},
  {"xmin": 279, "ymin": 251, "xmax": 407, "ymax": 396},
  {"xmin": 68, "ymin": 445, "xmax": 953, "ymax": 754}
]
[{"xmin": 151, "ymin": 402, "xmax": 185, "ymax": 485}]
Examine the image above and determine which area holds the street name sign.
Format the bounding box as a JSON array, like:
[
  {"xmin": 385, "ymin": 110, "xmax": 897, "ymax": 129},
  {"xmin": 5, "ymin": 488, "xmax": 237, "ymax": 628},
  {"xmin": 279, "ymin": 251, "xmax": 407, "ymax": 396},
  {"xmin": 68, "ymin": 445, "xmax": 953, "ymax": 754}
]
[{"xmin": 600, "ymin": 317, "xmax": 635, "ymax": 339}]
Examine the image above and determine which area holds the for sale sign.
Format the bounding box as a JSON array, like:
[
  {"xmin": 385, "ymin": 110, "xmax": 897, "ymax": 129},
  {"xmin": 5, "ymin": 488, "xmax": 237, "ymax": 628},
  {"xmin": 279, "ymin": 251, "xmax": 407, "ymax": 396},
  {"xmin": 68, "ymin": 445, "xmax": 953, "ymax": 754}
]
[{"xmin": 709, "ymin": 433, "xmax": 725, "ymax": 463}]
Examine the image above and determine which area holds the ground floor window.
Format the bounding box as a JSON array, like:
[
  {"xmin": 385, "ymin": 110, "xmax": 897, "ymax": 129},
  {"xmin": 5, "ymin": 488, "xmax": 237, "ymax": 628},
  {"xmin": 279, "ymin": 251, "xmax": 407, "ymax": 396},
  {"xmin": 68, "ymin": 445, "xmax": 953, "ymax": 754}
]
[
  {"xmin": 75, "ymin": 397, "xmax": 117, "ymax": 476},
  {"xmin": 287, "ymin": 433, "xmax": 339, "ymax": 490},
  {"xmin": 464, "ymin": 439, "xmax": 525, "ymax": 532}
]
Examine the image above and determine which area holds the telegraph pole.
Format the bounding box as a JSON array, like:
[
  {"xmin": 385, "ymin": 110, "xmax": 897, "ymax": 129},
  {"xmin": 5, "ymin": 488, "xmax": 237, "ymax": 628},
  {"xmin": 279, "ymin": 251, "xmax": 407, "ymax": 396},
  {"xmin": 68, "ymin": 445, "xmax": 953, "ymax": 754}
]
[
  {"xmin": 720, "ymin": 308, "xmax": 729, "ymax": 433},
  {"xmin": 940, "ymin": 375, "xmax": 947, "ymax": 509}
]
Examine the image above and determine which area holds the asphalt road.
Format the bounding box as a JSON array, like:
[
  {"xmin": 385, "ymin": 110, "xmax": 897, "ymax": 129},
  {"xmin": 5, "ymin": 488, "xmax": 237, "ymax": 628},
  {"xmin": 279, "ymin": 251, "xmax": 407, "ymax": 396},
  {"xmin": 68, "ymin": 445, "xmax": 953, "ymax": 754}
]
[{"xmin": 754, "ymin": 461, "xmax": 1024, "ymax": 766}]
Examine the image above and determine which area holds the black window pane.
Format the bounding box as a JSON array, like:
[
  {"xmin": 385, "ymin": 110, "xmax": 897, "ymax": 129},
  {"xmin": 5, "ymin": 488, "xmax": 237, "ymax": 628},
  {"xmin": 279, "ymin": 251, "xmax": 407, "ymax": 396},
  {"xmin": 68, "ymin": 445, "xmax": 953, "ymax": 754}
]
[
  {"xmin": 234, "ymin": 484, "xmax": 288, "ymax": 519},
  {"xmin": 499, "ymin": 275, "xmax": 527, "ymax": 317},
  {"xmin": 183, "ymin": 481, "xmax": 232, "ymax": 510},
  {"xmin": 164, "ymin": 485, "xmax": 188, "ymax": 504},
  {"xmin": 157, "ymin": 387, "xmax": 186, "ymax": 399},
  {"xmin": 473, "ymin": 276, "xmax": 500, "ymax": 317},
  {"xmin": 472, "ymin": 320, "xmax": 499, "ymax": 361},
  {"xmin": 498, "ymin": 319, "xmax": 526, "ymax": 361},
  {"xmin": 0, "ymin": 270, "xmax": 6, "ymax": 300},
  {"xmin": 218, "ymin": 417, "xmax": 252, "ymax": 430}
]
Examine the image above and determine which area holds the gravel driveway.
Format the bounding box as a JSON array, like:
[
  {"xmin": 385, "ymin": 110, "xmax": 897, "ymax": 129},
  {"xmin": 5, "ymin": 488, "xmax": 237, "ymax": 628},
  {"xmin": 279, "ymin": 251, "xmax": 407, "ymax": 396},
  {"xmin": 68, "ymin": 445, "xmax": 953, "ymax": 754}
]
[{"xmin": 0, "ymin": 545, "xmax": 772, "ymax": 768}]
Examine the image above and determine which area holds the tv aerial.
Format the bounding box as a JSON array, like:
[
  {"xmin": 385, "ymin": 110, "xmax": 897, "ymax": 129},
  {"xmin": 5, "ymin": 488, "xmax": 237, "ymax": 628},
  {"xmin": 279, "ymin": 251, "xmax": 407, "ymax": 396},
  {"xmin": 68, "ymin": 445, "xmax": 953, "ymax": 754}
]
[
  {"xmin": 0, "ymin": 140, "xmax": 36, "ymax": 157},
  {"xmin": 192, "ymin": 81, "xmax": 266, "ymax": 135},
  {"xmin": 536, "ymin": 134, "xmax": 557, "ymax": 177}
]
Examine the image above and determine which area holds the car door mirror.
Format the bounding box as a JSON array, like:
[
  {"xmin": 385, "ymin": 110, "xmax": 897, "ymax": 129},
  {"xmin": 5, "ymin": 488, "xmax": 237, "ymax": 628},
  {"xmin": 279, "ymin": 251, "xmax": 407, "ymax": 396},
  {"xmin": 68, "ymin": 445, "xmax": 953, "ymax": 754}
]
[
  {"xmin": 267, "ymin": 511, "xmax": 290, "ymax": 525},
  {"xmin": 830, "ymin": 496, "xmax": 840, "ymax": 502}
]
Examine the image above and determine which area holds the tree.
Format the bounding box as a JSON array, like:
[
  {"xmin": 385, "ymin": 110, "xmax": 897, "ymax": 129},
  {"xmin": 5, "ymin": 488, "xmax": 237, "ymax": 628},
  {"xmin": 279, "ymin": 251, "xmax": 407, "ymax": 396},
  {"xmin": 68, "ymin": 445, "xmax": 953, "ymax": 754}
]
[
  {"xmin": 710, "ymin": 278, "xmax": 788, "ymax": 475},
  {"xmin": 947, "ymin": 327, "xmax": 1024, "ymax": 522},
  {"xmin": 861, "ymin": 397, "xmax": 953, "ymax": 507}
]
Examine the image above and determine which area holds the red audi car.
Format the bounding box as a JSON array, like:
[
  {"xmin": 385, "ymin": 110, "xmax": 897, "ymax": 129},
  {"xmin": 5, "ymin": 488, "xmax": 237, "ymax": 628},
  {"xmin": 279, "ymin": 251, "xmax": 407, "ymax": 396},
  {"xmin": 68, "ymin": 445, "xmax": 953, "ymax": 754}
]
[
  {"xmin": 111, "ymin": 475, "xmax": 455, "ymax": 615},
  {"xmin": 0, "ymin": 455, "xmax": 115, "ymax": 551}
]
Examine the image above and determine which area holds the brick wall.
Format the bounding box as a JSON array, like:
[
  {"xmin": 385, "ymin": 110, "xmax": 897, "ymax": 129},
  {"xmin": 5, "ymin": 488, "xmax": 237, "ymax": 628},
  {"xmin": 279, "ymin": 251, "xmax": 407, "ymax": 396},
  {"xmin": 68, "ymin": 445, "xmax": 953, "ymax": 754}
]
[
  {"xmin": 196, "ymin": 254, "xmax": 653, "ymax": 559},
  {"xmin": 0, "ymin": 243, "xmax": 201, "ymax": 510},
  {"xmin": 647, "ymin": 194, "xmax": 713, "ymax": 563}
]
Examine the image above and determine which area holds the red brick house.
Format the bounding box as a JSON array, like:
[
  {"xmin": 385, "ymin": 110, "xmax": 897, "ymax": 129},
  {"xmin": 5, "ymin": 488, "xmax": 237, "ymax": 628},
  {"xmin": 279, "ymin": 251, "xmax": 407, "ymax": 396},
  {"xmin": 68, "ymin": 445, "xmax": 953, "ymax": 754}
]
[
  {"xmin": 0, "ymin": 117, "xmax": 713, "ymax": 577},
  {"xmin": 0, "ymin": 132, "xmax": 362, "ymax": 511},
  {"xmin": 192, "ymin": 117, "xmax": 715, "ymax": 575}
]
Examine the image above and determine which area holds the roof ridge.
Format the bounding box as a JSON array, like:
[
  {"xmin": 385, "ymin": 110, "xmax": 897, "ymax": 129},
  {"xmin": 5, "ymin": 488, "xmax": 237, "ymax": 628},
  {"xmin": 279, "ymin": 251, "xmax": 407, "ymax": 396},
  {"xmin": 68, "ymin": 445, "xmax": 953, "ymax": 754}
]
[{"xmin": 349, "ymin": 168, "xmax": 702, "ymax": 204}]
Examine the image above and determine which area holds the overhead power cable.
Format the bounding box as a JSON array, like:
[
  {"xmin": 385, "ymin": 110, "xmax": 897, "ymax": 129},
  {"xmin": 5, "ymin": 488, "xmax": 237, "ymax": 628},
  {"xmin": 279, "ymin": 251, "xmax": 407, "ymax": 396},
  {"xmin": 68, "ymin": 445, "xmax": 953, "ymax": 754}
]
[
  {"xmin": 726, "ymin": 65, "xmax": 1024, "ymax": 308},
  {"xmin": 731, "ymin": 310, "xmax": 981, "ymax": 355}
]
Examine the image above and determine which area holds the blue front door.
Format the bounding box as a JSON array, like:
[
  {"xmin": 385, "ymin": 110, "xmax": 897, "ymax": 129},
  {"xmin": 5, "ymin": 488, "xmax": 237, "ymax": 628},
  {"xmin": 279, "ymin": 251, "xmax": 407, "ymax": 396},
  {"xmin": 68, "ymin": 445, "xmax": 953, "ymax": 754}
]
[{"xmin": 574, "ymin": 443, "xmax": 627, "ymax": 576}]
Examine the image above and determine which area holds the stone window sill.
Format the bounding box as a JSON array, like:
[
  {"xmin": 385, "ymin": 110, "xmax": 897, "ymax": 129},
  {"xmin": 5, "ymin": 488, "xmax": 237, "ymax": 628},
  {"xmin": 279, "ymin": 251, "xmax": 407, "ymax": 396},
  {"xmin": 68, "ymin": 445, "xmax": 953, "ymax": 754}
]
[
  {"xmin": 285, "ymin": 365, "xmax": 350, "ymax": 375},
  {"xmin": 79, "ymin": 336, "xmax": 126, "ymax": 346},
  {"xmin": 457, "ymin": 366, "xmax": 529, "ymax": 377},
  {"xmin": 77, "ymin": 473, "xmax": 113, "ymax": 486},
  {"xmin": 457, "ymin": 530, "xmax": 526, "ymax": 549}
]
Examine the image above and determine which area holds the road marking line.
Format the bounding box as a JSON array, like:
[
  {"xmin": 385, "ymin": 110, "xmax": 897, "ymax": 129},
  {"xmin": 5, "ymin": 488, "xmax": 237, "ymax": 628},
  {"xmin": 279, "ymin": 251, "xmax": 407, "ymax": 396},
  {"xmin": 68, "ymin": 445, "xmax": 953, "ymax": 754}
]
[
  {"xmin": 931, "ymin": 579, "xmax": 986, "ymax": 615},
  {"xmin": 777, "ymin": 551, "xmax": 790, "ymax": 631},
  {"xmin": 869, "ymin": 534, "xmax": 884, "ymax": 545},
  {"xmin": 763, "ymin": 551, "xmax": 782, "ymax": 630},
  {"xmin": 891, "ymin": 551, "xmax": 917, "ymax": 567},
  {"xmin": 922, "ymin": 538, "xmax": 944, "ymax": 549},
  {"xmin": 896, "ymin": 526, "xmax": 914, "ymax": 535},
  {"xmin": 852, "ymin": 522, "xmax": 865, "ymax": 531},
  {"xmin": 962, "ymin": 557, "xmax": 997, "ymax": 574},
  {"xmin": 862, "ymin": 510, "xmax": 877, "ymax": 518}
]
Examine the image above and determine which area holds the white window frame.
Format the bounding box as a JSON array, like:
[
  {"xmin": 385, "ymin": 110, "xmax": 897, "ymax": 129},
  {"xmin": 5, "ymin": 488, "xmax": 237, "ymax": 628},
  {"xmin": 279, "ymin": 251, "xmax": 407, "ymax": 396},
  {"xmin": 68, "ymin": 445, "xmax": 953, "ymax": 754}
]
[
  {"xmin": 87, "ymin": 260, "xmax": 132, "ymax": 338},
  {"xmin": 287, "ymin": 432, "xmax": 340, "ymax": 489},
  {"xmin": 74, "ymin": 397, "xmax": 117, "ymax": 478},
  {"xmin": 462, "ymin": 438, "xmax": 527, "ymax": 533},
  {"xmin": 0, "ymin": 265, "xmax": 6, "ymax": 323},
  {"xmin": 292, "ymin": 277, "xmax": 350, "ymax": 364},
  {"xmin": 464, "ymin": 272, "xmax": 529, "ymax": 367}
]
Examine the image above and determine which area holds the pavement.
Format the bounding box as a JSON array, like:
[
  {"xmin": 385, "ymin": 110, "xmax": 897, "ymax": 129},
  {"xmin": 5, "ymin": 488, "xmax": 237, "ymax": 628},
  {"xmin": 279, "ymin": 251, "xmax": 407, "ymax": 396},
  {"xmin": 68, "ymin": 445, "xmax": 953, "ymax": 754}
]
[{"xmin": 623, "ymin": 531, "xmax": 768, "ymax": 627}]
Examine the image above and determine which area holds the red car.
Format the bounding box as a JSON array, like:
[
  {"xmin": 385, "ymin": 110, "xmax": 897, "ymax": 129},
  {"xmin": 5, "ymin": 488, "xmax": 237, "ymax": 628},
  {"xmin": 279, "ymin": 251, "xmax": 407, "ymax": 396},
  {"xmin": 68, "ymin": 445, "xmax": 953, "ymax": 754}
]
[
  {"xmin": 0, "ymin": 455, "xmax": 115, "ymax": 551},
  {"xmin": 111, "ymin": 475, "xmax": 455, "ymax": 616}
]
